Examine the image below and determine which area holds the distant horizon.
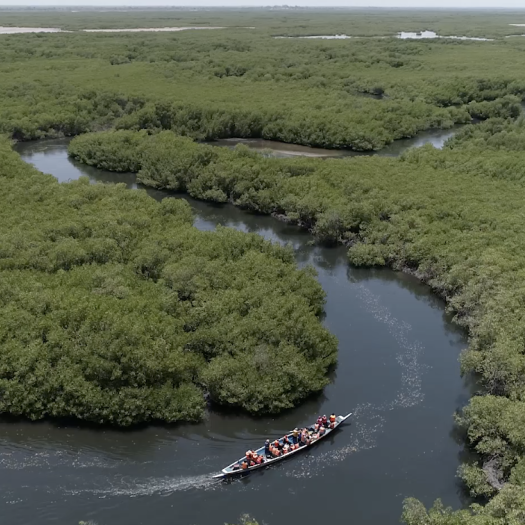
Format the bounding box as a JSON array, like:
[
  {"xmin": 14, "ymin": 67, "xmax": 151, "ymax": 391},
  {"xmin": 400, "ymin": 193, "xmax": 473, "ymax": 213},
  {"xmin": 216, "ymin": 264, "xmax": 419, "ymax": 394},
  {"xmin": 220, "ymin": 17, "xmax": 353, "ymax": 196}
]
[{"xmin": 2, "ymin": 0, "xmax": 525, "ymax": 9}]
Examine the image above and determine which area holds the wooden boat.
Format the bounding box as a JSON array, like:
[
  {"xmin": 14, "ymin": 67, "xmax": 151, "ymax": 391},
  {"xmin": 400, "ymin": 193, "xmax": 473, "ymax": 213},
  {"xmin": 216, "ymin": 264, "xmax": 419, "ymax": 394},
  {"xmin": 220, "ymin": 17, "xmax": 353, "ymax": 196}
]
[{"xmin": 212, "ymin": 412, "xmax": 352, "ymax": 479}]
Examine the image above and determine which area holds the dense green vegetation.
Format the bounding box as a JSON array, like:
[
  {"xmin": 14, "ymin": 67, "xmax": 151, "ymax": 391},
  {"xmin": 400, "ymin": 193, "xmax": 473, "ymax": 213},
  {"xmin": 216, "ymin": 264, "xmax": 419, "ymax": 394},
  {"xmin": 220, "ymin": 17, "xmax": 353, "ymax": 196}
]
[
  {"xmin": 1, "ymin": 9, "xmax": 525, "ymax": 149},
  {"xmin": 402, "ymin": 485, "xmax": 525, "ymax": 525},
  {"xmin": 7, "ymin": 6, "xmax": 525, "ymax": 523},
  {"xmin": 0, "ymin": 137, "xmax": 336, "ymax": 425},
  {"xmin": 3, "ymin": 7, "xmax": 525, "ymax": 38},
  {"xmin": 70, "ymin": 119, "xmax": 525, "ymax": 515}
]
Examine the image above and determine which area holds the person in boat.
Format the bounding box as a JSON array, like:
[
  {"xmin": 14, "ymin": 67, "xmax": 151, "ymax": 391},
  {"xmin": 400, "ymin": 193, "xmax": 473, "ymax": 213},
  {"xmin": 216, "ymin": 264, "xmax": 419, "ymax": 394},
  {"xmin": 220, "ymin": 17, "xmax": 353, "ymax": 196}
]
[
  {"xmin": 311, "ymin": 431, "xmax": 319, "ymax": 441},
  {"xmin": 283, "ymin": 435, "xmax": 292, "ymax": 447},
  {"xmin": 283, "ymin": 444, "xmax": 290, "ymax": 454},
  {"xmin": 241, "ymin": 461, "xmax": 248, "ymax": 470},
  {"xmin": 271, "ymin": 444, "xmax": 281, "ymax": 457},
  {"xmin": 317, "ymin": 415, "xmax": 324, "ymax": 427},
  {"xmin": 256, "ymin": 454, "xmax": 264, "ymax": 464},
  {"xmin": 299, "ymin": 429, "xmax": 308, "ymax": 446},
  {"xmin": 319, "ymin": 425, "xmax": 326, "ymax": 437},
  {"xmin": 292, "ymin": 428, "xmax": 299, "ymax": 444},
  {"xmin": 321, "ymin": 415, "xmax": 328, "ymax": 427},
  {"xmin": 314, "ymin": 423, "xmax": 320, "ymax": 432},
  {"xmin": 264, "ymin": 439, "xmax": 271, "ymax": 457},
  {"xmin": 329, "ymin": 413, "xmax": 336, "ymax": 429}
]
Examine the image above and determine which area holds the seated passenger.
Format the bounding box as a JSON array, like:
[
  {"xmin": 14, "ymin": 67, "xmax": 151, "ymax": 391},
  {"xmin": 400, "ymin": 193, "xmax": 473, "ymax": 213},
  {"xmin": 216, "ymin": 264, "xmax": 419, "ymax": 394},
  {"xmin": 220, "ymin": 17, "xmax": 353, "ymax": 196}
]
[
  {"xmin": 329, "ymin": 413, "xmax": 336, "ymax": 429},
  {"xmin": 300, "ymin": 430, "xmax": 308, "ymax": 446},
  {"xmin": 321, "ymin": 415, "xmax": 328, "ymax": 427},
  {"xmin": 256, "ymin": 455, "xmax": 264, "ymax": 464},
  {"xmin": 317, "ymin": 416, "xmax": 323, "ymax": 427},
  {"xmin": 241, "ymin": 461, "xmax": 248, "ymax": 470},
  {"xmin": 272, "ymin": 446, "xmax": 281, "ymax": 457},
  {"xmin": 319, "ymin": 425, "xmax": 326, "ymax": 436},
  {"xmin": 292, "ymin": 428, "xmax": 299, "ymax": 444}
]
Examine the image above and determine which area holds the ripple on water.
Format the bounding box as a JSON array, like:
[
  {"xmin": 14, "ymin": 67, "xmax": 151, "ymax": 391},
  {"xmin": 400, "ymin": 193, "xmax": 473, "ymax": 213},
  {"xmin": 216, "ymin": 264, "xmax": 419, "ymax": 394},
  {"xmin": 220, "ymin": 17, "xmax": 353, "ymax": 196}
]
[
  {"xmin": 0, "ymin": 448, "xmax": 126, "ymax": 470},
  {"xmin": 285, "ymin": 409, "xmax": 385, "ymax": 479},
  {"xmin": 351, "ymin": 282, "xmax": 427, "ymax": 410},
  {"xmin": 67, "ymin": 473, "xmax": 222, "ymax": 497}
]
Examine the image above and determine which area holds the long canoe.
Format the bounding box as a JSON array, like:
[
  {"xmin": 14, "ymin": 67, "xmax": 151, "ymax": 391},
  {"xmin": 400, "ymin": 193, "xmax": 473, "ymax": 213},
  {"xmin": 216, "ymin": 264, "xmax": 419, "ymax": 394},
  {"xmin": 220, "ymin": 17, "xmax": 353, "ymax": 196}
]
[{"xmin": 212, "ymin": 412, "xmax": 352, "ymax": 479}]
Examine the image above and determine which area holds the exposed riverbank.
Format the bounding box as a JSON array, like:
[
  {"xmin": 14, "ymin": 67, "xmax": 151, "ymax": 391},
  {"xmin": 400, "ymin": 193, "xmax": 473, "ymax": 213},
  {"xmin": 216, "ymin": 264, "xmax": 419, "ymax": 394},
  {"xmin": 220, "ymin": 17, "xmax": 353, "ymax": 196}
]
[{"xmin": 203, "ymin": 126, "xmax": 460, "ymax": 158}]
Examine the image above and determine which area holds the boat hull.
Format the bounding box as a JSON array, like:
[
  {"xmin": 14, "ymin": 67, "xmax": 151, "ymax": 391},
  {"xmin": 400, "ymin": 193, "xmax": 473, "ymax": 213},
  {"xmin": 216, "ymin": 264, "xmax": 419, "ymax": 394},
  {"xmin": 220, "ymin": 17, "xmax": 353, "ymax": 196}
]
[{"xmin": 212, "ymin": 412, "xmax": 352, "ymax": 479}]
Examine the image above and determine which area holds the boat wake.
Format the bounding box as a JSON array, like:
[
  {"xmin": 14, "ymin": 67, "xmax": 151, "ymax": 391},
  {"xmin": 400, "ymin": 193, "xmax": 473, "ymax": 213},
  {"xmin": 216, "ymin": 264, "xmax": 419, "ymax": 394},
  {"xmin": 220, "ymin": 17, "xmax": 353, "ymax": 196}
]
[
  {"xmin": 284, "ymin": 407, "xmax": 385, "ymax": 478},
  {"xmin": 285, "ymin": 281, "xmax": 429, "ymax": 478},
  {"xmin": 67, "ymin": 473, "xmax": 221, "ymax": 497},
  {"xmin": 352, "ymin": 282, "xmax": 427, "ymax": 409}
]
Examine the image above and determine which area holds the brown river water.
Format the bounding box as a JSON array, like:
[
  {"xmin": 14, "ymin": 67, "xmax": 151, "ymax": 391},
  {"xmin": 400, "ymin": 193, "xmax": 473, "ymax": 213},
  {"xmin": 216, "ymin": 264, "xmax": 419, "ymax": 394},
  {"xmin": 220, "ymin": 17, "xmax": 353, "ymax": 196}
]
[{"xmin": 0, "ymin": 139, "xmax": 475, "ymax": 525}]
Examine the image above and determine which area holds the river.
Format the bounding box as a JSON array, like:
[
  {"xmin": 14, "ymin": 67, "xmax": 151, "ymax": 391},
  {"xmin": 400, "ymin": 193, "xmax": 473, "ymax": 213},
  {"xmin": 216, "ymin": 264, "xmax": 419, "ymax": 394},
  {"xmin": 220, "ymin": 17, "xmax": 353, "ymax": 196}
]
[
  {"xmin": 206, "ymin": 127, "xmax": 459, "ymax": 158},
  {"xmin": 1, "ymin": 139, "xmax": 473, "ymax": 525}
]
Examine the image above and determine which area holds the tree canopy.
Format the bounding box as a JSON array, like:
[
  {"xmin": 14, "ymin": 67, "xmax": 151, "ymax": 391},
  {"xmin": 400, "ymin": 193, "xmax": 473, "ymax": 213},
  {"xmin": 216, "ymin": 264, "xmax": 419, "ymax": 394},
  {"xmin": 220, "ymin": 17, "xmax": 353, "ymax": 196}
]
[{"xmin": 0, "ymin": 137, "xmax": 336, "ymax": 425}]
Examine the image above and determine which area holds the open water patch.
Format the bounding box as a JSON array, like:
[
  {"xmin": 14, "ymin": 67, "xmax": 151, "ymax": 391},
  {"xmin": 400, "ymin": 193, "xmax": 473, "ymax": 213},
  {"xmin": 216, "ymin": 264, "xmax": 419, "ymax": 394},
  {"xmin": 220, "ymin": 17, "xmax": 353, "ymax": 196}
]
[
  {"xmin": 0, "ymin": 447, "xmax": 127, "ymax": 470},
  {"xmin": 398, "ymin": 31, "xmax": 493, "ymax": 41},
  {"xmin": 275, "ymin": 32, "xmax": 492, "ymax": 41},
  {"xmin": 0, "ymin": 27, "xmax": 67, "ymax": 34},
  {"xmin": 81, "ymin": 27, "xmax": 240, "ymax": 33},
  {"xmin": 275, "ymin": 34, "xmax": 352, "ymax": 39}
]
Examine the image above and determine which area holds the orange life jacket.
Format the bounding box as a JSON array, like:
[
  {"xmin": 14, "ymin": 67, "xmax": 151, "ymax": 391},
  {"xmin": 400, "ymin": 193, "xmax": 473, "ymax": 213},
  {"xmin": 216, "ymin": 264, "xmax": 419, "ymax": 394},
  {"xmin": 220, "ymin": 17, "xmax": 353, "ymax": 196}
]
[{"xmin": 329, "ymin": 414, "xmax": 336, "ymax": 422}]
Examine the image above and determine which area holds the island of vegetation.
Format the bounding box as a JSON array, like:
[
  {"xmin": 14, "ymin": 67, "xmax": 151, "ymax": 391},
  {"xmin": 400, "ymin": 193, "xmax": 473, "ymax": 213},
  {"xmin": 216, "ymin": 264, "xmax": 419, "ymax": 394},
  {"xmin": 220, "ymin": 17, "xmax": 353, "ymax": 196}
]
[
  {"xmin": 0, "ymin": 136, "xmax": 337, "ymax": 426},
  {"xmin": 3, "ymin": 7, "xmax": 525, "ymax": 525}
]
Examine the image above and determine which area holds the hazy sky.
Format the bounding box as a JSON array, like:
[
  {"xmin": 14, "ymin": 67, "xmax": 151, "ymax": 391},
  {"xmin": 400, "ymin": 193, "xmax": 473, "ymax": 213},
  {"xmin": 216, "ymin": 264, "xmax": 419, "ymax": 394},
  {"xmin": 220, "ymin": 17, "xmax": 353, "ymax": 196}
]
[{"xmin": 2, "ymin": 0, "xmax": 525, "ymax": 7}]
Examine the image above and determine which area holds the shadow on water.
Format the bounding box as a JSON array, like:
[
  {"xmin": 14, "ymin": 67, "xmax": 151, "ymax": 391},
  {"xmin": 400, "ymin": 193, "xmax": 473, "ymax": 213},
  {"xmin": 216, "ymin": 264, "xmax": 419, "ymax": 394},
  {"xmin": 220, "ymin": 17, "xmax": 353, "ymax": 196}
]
[{"xmin": 2, "ymin": 139, "xmax": 477, "ymax": 525}]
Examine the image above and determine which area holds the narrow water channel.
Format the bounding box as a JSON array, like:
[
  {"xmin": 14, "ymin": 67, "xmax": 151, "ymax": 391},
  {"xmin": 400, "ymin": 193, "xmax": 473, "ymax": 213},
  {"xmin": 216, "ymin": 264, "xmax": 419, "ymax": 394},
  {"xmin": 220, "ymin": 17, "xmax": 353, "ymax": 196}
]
[
  {"xmin": 206, "ymin": 127, "xmax": 459, "ymax": 158},
  {"xmin": 1, "ymin": 140, "xmax": 473, "ymax": 525}
]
